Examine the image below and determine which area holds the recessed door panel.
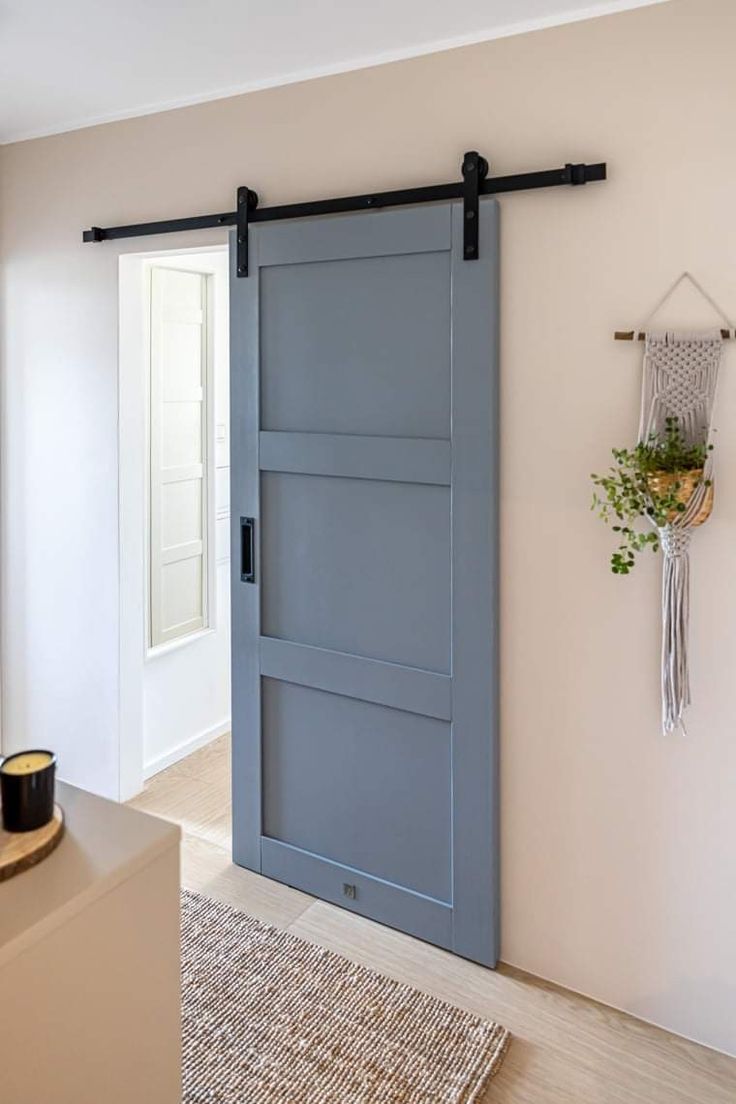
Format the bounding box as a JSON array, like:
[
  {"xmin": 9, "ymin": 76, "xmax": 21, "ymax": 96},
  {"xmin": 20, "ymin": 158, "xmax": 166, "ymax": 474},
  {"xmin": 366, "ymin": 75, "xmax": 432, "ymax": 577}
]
[
  {"xmin": 260, "ymin": 252, "xmax": 451, "ymax": 439},
  {"xmin": 161, "ymin": 557, "xmax": 203, "ymax": 629},
  {"xmin": 162, "ymin": 480, "xmax": 203, "ymax": 547},
  {"xmin": 262, "ymin": 678, "xmax": 452, "ymax": 902},
  {"xmin": 260, "ymin": 471, "xmax": 451, "ymax": 673}
]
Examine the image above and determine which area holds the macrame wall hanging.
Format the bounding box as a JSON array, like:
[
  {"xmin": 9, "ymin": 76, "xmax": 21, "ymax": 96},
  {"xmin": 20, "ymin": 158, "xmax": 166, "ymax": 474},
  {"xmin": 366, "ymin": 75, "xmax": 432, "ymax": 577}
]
[{"xmin": 618, "ymin": 273, "xmax": 731, "ymax": 734}]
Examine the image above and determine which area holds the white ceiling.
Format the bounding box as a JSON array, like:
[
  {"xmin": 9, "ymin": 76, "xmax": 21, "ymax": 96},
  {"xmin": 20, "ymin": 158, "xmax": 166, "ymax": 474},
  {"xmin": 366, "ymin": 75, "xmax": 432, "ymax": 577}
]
[{"xmin": 1, "ymin": 0, "xmax": 667, "ymax": 144}]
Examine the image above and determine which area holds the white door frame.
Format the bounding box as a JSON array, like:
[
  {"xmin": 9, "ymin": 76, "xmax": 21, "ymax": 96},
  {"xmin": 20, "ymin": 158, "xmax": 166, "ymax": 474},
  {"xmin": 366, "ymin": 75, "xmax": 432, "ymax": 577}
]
[{"xmin": 117, "ymin": 242, "xmax": 228, "ymax": 801}]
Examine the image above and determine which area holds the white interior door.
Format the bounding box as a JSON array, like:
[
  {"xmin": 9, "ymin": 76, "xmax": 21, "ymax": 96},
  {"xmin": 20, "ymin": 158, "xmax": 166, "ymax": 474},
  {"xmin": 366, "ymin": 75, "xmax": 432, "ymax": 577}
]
[{"xmin": 149, "ymin": 267, "xmax": 209, "ymax": 646}]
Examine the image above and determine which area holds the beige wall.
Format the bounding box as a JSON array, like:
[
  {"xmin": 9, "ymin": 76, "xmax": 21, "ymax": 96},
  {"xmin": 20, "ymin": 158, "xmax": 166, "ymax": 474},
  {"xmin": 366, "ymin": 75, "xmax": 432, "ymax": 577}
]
[{"xmin": 2, "ymin": 0, "xmax": 735, "ymax": 1054}]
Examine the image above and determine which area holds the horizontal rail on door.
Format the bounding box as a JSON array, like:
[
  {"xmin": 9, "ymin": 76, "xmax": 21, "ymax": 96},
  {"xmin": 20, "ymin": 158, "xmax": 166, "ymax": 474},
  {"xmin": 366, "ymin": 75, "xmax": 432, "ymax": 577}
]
[
  {"xmin": 259, "ymin": 432, "xmax": 451, "ymax": 486},
  {"xmin": 260, "ymin": 637, "xmax": 452, "ymax": 720},
  {"xmin": 261, "ymin": 838, "xmax": 453, "ymax": 947},
  {"xmin": 82, "ymin": 152, "xmax": 606, "ymax": 275}
]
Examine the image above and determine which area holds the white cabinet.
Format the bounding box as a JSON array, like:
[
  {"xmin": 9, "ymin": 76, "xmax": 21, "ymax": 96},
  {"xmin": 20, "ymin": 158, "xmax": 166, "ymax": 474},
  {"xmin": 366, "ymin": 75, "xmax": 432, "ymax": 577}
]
[{"xmin": 0, "ymin": 782, "xmax": 181, "ymax": 1104}]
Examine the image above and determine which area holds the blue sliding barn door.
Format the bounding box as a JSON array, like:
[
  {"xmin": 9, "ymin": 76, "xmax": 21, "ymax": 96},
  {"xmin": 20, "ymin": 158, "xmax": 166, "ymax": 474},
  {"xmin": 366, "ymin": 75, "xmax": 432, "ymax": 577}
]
[{"xmin": 230, "ymin": 200, "xmax": 499, "ymax": 965}]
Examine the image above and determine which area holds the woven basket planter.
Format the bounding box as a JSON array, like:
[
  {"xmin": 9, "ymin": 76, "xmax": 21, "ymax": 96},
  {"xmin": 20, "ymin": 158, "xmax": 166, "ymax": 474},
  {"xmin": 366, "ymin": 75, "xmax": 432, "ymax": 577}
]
[{"xmin": 646, "ymin": 468, "xmax": 713, "ymax": 527}]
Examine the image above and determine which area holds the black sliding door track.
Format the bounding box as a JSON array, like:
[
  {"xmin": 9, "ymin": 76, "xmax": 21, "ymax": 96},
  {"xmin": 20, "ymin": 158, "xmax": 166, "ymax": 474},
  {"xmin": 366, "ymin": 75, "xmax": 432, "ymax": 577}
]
[{"xmin": 83, "ymin": 153, "xmax": 606, "ymax": 275}]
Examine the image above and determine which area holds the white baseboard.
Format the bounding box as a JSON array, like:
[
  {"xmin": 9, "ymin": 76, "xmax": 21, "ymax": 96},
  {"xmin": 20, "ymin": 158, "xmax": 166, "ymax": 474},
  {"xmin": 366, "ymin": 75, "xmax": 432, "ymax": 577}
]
[{"xmin": 143, "ymin": 718, "xmax": 231, "ymax": 780}]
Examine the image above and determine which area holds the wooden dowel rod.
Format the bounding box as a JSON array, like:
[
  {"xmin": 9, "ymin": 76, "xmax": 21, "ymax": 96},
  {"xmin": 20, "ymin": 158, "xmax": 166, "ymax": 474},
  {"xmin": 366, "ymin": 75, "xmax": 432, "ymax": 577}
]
[{"xmin": 614, "ymin": 329, "xmax": 733, "ymax": 341}]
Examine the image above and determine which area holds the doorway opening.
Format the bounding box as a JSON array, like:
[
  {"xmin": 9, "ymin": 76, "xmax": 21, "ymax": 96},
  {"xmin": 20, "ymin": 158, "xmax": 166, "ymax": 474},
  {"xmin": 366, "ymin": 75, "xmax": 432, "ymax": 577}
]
[
  {"xmin": 118, "ymin": 201, "xmax": 497, "ymax": 963},
  {"xmin": 118, "ymin": 245, "xmax": 231, "ymax": 847}
]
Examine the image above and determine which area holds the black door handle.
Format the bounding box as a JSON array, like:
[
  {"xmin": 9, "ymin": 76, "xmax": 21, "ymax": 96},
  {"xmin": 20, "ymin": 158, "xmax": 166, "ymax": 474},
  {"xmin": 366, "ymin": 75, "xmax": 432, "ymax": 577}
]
[{"xmin": 240, "ymin": 517, "xmax": 255, "ymax": 583}]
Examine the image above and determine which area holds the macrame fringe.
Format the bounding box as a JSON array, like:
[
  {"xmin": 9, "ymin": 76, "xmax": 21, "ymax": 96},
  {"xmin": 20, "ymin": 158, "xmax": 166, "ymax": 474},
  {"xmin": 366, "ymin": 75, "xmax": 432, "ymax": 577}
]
[{"xmin": 659, "ymin": 526, "xmax": 691, "ymax": 735}]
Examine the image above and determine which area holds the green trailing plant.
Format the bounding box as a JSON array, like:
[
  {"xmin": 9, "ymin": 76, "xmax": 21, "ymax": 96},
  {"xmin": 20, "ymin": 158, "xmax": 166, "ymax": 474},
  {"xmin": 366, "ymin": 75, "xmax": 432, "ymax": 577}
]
[{"xmin": 591, "ymin": 417, "xmax": 713, "ymax": 575}]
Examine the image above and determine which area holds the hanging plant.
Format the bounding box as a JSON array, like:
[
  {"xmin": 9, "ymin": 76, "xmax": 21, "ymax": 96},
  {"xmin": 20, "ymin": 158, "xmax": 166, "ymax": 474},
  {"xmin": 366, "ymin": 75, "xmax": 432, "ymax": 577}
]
[{"xmin": 591, "ymin": 417, "xmax": 713, "ymax": 574}]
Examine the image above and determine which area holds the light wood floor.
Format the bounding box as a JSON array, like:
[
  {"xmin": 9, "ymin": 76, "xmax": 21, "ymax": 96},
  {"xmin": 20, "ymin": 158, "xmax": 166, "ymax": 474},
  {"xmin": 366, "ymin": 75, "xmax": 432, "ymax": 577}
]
[{"xmin": 129, "ymin": 734, "xmax": 736, "ymax": 1103}]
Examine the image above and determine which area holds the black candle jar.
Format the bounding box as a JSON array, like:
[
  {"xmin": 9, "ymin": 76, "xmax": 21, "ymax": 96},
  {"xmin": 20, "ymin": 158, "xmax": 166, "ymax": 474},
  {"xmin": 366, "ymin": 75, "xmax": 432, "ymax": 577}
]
[{"xmin": 0, "ymin": 750, "xmax": 56, "ymax": 832}]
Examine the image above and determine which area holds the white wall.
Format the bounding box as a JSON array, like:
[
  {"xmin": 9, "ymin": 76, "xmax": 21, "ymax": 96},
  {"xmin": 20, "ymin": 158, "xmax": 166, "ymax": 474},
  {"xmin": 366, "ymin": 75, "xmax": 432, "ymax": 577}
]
[
  {"xmin": 2, "ymin": 0, "xmax": 735, "ymax": 1056},
  {"xmin": 119, "ymin": 249, "xmax": 230, "ymax": 792}
]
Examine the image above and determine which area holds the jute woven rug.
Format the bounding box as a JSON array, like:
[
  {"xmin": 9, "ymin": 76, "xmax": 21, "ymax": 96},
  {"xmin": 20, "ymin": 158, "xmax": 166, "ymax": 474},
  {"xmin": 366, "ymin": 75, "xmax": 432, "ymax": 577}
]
[{"xmin": 182, "ymin": 889, "xmax": 509, "ymax": 1103}]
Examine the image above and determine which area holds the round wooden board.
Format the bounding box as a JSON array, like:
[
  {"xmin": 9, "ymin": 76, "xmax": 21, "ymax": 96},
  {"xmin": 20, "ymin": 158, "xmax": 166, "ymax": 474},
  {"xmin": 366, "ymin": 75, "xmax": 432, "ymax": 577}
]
[{"xmin": 0, "ymin": 805, "xmax": 64, "ymax": 882}]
